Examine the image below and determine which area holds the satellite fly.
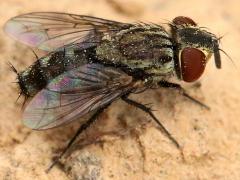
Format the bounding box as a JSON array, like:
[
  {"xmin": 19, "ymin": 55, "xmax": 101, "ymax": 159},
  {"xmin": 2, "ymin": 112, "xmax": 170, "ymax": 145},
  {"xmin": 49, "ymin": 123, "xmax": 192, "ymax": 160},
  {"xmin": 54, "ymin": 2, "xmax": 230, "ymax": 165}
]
[{"xmin": 4, "ymin": 12, "xmax": 223, "ymax": 170}]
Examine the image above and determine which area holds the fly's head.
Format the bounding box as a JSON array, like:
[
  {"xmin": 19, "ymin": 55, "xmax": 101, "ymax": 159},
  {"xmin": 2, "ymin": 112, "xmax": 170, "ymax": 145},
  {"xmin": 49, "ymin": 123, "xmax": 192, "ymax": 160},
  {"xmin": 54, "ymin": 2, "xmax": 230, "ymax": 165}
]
[{"xmin": 170, "ymin": 16, "xmax": 222, "ymax": 82}]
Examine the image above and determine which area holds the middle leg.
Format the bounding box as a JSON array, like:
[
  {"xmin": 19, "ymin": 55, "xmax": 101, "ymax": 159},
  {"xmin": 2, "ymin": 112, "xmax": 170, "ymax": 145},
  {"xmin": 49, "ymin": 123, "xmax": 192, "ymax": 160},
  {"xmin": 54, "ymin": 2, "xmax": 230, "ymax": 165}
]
[{"xmin": 121, "ymin": 95, "xmax": 181, "ymax": 150}]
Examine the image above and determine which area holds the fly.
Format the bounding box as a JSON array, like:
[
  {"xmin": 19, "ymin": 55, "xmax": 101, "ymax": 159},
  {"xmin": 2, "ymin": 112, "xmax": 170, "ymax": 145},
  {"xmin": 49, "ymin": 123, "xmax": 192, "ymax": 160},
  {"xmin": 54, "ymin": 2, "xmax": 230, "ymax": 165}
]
[{"xmin": 4, "ymin": 12, "xmax": 223, "ymax": 171}]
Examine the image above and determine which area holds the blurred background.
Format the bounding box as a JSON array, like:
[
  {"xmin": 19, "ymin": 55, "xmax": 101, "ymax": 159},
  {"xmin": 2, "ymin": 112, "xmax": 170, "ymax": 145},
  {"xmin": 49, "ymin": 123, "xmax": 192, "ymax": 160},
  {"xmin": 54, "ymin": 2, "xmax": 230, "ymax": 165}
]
[{"xmin": 0, "ymin": 0, "xmax": 240, "ymax": 179}]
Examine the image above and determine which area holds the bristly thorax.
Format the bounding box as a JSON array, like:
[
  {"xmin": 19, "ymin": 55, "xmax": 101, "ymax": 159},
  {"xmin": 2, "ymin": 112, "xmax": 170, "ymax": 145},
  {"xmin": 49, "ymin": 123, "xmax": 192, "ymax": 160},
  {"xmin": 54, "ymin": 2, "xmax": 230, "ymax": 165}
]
[{"xmin": 96, "ymin": 24, "xmax": 175, "ymax": 82}]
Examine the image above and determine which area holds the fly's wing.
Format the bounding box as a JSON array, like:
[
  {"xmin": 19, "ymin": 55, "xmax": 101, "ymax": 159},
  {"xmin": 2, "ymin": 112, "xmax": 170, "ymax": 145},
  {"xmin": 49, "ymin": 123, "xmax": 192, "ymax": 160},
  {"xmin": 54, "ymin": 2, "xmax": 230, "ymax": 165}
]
[
  {"xmin": 23, "ymin": 63, "xmax": 134, "ymax": 130},
  {"xmin": 4, "ymin": 12, "xmax": 131, "ymax": 51}
]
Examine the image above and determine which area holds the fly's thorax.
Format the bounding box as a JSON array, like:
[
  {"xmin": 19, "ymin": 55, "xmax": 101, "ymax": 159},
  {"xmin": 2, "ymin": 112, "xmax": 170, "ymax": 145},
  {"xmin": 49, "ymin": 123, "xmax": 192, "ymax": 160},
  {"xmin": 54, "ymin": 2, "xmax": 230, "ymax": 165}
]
[{"xmin": 96, "ymin": 24, "xmax": 175, "ymax": 79}]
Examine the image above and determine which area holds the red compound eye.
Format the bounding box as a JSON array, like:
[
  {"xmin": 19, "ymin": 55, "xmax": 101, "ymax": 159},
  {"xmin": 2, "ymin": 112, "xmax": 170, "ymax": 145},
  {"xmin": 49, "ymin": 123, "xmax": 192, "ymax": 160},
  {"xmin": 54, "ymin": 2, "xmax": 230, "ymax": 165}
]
[
  {"xmin": 172, "ymin": 16, "xmax": 197, "ymax": 26},
  {"xmin": 181, "ymin": 47, "xmax": 206, "ymax": 82}
]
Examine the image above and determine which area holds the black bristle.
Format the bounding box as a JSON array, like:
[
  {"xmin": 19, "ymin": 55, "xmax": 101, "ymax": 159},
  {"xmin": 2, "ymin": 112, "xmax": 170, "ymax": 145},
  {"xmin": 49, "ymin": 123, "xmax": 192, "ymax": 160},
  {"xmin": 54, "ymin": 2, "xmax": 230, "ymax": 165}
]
[{"xmin": 7, "ymin": 61, "xmax": 18, "ymax": 74}]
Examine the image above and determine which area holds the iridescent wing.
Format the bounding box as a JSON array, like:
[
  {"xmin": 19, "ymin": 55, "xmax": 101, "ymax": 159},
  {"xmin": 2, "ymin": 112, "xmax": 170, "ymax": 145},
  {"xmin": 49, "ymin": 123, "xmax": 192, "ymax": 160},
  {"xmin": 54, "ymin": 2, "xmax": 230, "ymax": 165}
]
[
  {"xmin": 23, "ymin": 63, "xmax": 134, "ymax": 130},
  {"xmin": 4, "ymin": 12, "xmax": 131, "ymax": 51}
]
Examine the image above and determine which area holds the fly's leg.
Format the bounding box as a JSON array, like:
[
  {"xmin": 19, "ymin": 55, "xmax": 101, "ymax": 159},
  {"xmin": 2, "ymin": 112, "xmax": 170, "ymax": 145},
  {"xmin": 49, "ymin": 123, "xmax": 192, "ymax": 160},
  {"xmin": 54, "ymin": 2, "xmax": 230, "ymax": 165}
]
[
  {"xmin": 121, "ymin": 95, "xmax": 181, "ymax": 150},
  {"xmin": 46, "ymin": 107, "xmax": 107, "ymax": 173},
  {"xmin": 158, "ymin": 81, "xmax": 210, "ymax": 110}
]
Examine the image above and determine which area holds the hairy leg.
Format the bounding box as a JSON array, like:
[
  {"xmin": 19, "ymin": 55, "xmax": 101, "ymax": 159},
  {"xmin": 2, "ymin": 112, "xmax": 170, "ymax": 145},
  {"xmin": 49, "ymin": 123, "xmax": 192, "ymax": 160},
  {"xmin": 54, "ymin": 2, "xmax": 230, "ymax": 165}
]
[
  {"xmin": 158, "ymin": 81, "xmax": 210, "ymax": 110},
  {"xmin": 46, "ymin": 106, "xmax": 107, "ymax": 172}
]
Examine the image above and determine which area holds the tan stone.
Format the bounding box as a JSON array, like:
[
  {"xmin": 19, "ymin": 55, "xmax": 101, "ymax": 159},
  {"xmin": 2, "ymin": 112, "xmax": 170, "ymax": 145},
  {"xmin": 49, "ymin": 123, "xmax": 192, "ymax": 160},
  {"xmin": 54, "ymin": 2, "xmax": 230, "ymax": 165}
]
[{"xmin": 0, "ymin": 0, "xmax": 240, "ymax": 179}]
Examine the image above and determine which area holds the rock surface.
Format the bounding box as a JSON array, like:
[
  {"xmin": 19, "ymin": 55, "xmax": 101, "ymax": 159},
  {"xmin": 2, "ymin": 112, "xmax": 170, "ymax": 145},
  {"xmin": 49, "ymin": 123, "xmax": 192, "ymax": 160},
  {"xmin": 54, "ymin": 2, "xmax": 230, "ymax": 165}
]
[{"xmin": 0, "ymin": 0, "xmax": 240, "ymax": 179}]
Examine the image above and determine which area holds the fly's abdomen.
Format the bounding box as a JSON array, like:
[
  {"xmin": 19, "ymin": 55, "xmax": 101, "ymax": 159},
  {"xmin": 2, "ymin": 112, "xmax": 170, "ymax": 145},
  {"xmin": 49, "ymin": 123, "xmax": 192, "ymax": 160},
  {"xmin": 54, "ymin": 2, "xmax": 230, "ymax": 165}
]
[{"xmin": 18, "ymin": 46, "xmax": 97, "ymax": 97}]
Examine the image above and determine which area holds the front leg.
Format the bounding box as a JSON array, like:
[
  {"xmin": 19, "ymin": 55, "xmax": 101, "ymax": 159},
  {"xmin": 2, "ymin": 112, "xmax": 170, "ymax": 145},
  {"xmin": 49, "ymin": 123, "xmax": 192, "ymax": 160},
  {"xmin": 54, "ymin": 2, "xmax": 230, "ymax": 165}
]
[{"xmin": 158, "ymin": 81, "xmax": 210, "ymax": 110}]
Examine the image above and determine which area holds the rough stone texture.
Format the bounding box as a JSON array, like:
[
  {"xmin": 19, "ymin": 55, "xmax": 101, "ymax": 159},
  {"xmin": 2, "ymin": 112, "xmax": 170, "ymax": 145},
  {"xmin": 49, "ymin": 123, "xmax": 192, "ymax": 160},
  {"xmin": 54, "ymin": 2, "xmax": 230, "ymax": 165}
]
[{"xmin": 0, "ymin": 0, "xmax": 240, "ymax": 179}]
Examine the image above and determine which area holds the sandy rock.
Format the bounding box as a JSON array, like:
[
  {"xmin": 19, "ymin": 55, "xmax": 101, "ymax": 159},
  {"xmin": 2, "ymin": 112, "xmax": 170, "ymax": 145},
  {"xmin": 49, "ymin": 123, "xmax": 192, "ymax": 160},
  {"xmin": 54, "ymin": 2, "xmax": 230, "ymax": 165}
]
[{"xmin": 0, "ymin": 0, "xmax": 240, "ymax": 179}]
